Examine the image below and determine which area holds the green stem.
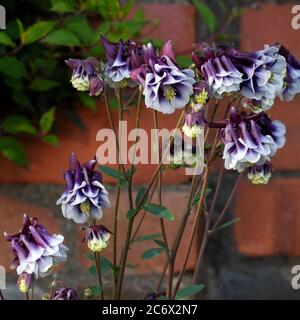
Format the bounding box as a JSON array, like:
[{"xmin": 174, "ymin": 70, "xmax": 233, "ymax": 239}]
[{"xmin": 94, "ymin": 252, "xmax": 104, "ymax": 300}]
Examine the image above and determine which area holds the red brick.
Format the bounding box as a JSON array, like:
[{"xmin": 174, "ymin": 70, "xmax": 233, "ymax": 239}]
[
  {"xmin": 234, "ymin": 178, "xmax": 300, "ymax": 256},
  {"xmin": 240, "ymin": 3, "xmax": 300, "ymax": 170},
  {"xmin": 0, "ymin": 3, "xmax": 196, "ymax": 185},
  {"xmin": 0, "ymin": 195, "xmax": 61, "ymax": 271},
  {"xmin": 80, "ymin": 190, "xmax": 197, "ymax": 274}
]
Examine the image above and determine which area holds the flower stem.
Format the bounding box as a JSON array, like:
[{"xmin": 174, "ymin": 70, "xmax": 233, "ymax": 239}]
[
  {"xmin": 94, "ymin": 252, "xmax": 104, "ymax": 300},
  {"xmin": 25, "ymin": 292, "xmax": 29, "ymax": 300},
  {"xmin": 0, "ymin": 289, "xmax": 4, "ymax": 300}
]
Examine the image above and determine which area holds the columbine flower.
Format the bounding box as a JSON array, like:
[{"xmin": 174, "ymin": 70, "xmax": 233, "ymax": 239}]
[
  {"xmin": 56, "ymin": 153, "xmax": 110, "ymax": 224},
  {"xmin": 131, "ymin": 40, "xmax": 195, "ymax": 114},
  {"xmin": 52, "ymin": 287, "xmax": 79, "ymax": 300},
  {"xmin": 247, "ymin": 162, "xmax": 272, "ymax": 184},
  {"xmin": 220, "ymin": 107, "xmax": 286, "ymax": 172},
  {"xmin": 278, "ymin": 44, "xmax": 300, "ymax": 101},
  {"xmin": 65, "ymin": 57, "xmax": 103, "ymax": 96},
  {"xmin": 192, "ymin": 43, "xmax": 244, "ymax": 98},
  {"xmin": 242, "ymin": 97, "xmax": 275, "ymax": 113},
  {"xmin": 191, "ymin": 81, "xmax": 210, "ymax": 111},
  {"xmin": 84, "ymin": 225, "xmax": 111, "ymax": 252},
  {"xmin": 237, "ymin": 45, "xmax": 286, "ymax": 102},
  {"xmin": 101, "ymin": 36, "xmax": 136, "ymax": 87},
  {"xmin": 18, "ymin": 272, "xmax": 34, "ymax": 293},
  {"xmin": 4, "ymin": 214, "xmax": 68, "ymax": 278},
  {"xmin": 182, "ymin": 111, "xmax": 205, "ymax": 138}
]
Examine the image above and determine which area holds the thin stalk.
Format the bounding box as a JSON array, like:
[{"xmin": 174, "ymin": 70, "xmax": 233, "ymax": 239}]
[
  {"xmin": 94, "ymin": 252, "xmax": 104, "ymax": 300},
  {"xmin": 0, "ymin": 289, "xmax": 4, "ymax": 300},
  {"xmin": 172, "ymin": 167, "xmax": 209, "ymax": 299},
  {"xmin": 116, "ymin": 107, "xmax": 187, "ymax": 299},
  {"xmin": 25, "ymin": 292, "xmax": 29, "ymax": 300},
  {"xmin": 31, "ymin": 284, "xmax": 34, "ymax": 300}
]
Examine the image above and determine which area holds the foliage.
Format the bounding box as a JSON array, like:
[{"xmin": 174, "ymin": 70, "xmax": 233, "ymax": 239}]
[{"xmin": 0, "ymin": 0, "xmax": 148, "ymax": 166}]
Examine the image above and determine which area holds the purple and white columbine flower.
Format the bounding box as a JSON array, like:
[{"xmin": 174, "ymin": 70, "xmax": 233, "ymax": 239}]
[
  {"xmin": 193, "ymin": 43, "xmax": 243, "ymax": 98},
  {"xmin": 131, "ymin": 41, "xmax": 195, "ymax": 114},
  {"xmin": 52, "ymin": 287, "xmax": 79, "ymax": 300},
  {"xmin": 182, "ymin": 111, "xmax": 205, "ymax": 138},
  {"xmin": 65, "ymin": 57, "xmax": 104, "ymax": 96},
  {"xmin": 101, "ymin": 36, "xmax": 136, "ymax": 87},
  {"xmin": 220, "ymin": 107, "xmax": 286, "ymax": 172},
  {"xmin": 247, "ymin": 162, "xmax": 272, "ymax": 185},
  {"xmin": 4, "ymin": 214, "xmax": 68, "ymax": 278},
  {"xmin": 84, "ymin": 225, "xmax": 111, "ymax": 252},
  {"xmin": 278, "ymin": 44, "xmax": 300, "ymax": 101},
  {"xmin": 56, "ymin": 153, "xmax": 110, "ymax": 224}
]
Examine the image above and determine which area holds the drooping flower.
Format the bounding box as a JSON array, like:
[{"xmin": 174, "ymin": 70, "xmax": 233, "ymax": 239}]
[
  {"xmin": 278, "ymin": 44, "xmax": 300, "ymax": 101},
  {"xmin": 65, "ymin": 57, "xmax": 103, "ymax": 96},
  {"xmin": 242, "ymin": 97, "xmax": 275, "ymax": 113},
  {"xmin": 18, "ymin": 272, "xmax": 34, "ymax": 293},
  {"xmin": 56, "ymin": 153, "xmax": 110, "ymax": 224},
  {"xmin": 247, "ymin": 162, "xmax": 272, "ymax": 184},
  {"xmin": 192, "ymin": 43, "xmax": 244, "ymax": 98},
  {"xmin": 220, "ymin": 107, "xmax": 286, "ymax": 172},
  {"xmin": 131, "ymin": 40, "xmax": 195, "ymax": 114},
  {"xmin": 239, "ymin": 45, "xmax": 286, "ymax": 102},
  {"xmin": 182, "ymin": 111, "xmax": 205, "ymax": 138},
  {"xmin": 4, "ymin": 214, "xmax": 68, "ymax": 278},
  {"xmin": 101, "ymin": 36, "xmax": 136, "ymax": 87},
  {"xmin": 52, "ymin": 287, "xmax": 79, "ymax": 300},
  {"xmin": 84, "ymin": 225, "xmax": 111, "ymax": 252}
]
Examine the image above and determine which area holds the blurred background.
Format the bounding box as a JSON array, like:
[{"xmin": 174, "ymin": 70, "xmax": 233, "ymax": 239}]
[{"xmin": 0, "ymin": 0, "xmax": 300, "ymax": 299}]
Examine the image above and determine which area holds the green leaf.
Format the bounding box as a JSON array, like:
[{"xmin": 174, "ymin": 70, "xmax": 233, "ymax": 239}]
[
  {"xmin": 214, "ymin": 217, "xmax": 241, "ymax": 232},
  {"xmin": 100, "ymin": 256, "xmax": 113, "ymax": 273},
  {"xmin": 193, "ymin": 188, "xmax": 213, "ymax": 206},
  {"xmin": 79, "ymin": 93, "xmax": 96, "ymax": 111},
  {"xmin": 0, "ymin": 57, "xmax": 26, "ymax": 79},
  {"xmin": 88, "ymin": 265, "xmax": 97, "ymax": 275},
  {"xmin": 51, "ymin": 0, "xmax": 76, "ymax": 13},
  {"xmin": 127, "ymin": 208, "xmax": 139, "ymax": 219},
  {"xmin": 66, "ymin": 18, "xmax": 92, "ymax": 45},
  {"xmin": 2, "ymin": 116, "xmax": 36, "ymax": 135},
  {"xmin": 143, "ymin": 203, "xmax": 174, "ymax": 221},
  {"xmin": 153, "ymin": 239, "xmax": 167, "ymax": 249},
  {"xmin": 23, "ymin": 21, "xmax": 57, "ymax": 44},
  {"xmin": 84, "ymin": 252, "xmax": 94, "ymax": 261},
  {"xmin": 39, "ymin": 107, "xmax": 56, "ymax": 134},
  {"xmin": 99, "ymin": 165, "xmax": 126, "ymax": 182},
  {"xmin": 191, "ymin": 0, "xmax": 217, "ymax": 32},
  {"xmin": 0, "ymin": 137, "xmax": 27, "ymax": 167},
  {"xmin": 90, "ymin": 285, "xmax": 102, "ymax": 297},
  {"xmin": 175, "ymin": 284, "xmax": 205, "ymax": 300},
  {"xmin": 0, "ymin": 32, "xmax": 16, "ymax": 47},
  {"xmin": 135, "ymin": 186, "xmax": 148, "ymax": 207},
  {"xmin": 132, "ymin": 233, "xmax": 161, "ymax": 243},
  {"xmin": 30, "ymin": 79, "xmax": 59, "ymax": 91},
  {"xmin": 42, "ymin": 134, "xmax": 59, "ymax": 146},
  {"xmin": 43, "ymin": 29, "xmax": 81, "ymax": 46},
  {"xmin": 141, "ymin": 247, "xmax": 165, "ymax": 260},
  {"xmin": 176, "ymin": 55, "xmax": 193, "ymax": 68}
]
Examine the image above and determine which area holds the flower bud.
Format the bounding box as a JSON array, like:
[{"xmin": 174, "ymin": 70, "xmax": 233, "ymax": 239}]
[
  {"xmin": 18, "ymin": 273, "xmax": 33, "ymax": 293},
  {"xmin": 84, "ymin": 225, "xmax": 111, "ymax": 252},
  {"xmin": 247, "ymin": 163, "xmax": 272, "ymax": 185},
  {"xmin": 182, "ymin": 111, "xmax": 205, "ymax": 138}
]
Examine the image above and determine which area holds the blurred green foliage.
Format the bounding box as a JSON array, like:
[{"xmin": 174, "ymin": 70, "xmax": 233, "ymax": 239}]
[{"xmin": 0, "ymin": 0, "xmax": 148, "ymax": 166}]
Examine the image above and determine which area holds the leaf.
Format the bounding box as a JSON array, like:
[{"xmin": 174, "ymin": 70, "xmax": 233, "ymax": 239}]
[
  {"xmin": 214, "ymin": 217, "xmax": 241, "ymax": 232},
  {"xmin": 99, "ymin": 165, "xmax": 126, "ymax": 182},
  {"xmin": 30, "ymin": 79, "xmax": 59, "ymax": 91},
  {"xmin": 127, "ymin": 208, "xmax": 139, "ymax": 219},
  {"xmin": 132, "ymin": 233, "xmax": 161, "ymax": 243},
  {"xmin": 79, "ymin": 93, "xmax": 96, "ymax": 111},
  {"xmin": 90, "ymin": 285, "xmax": 102, "ymax": 297},
  {"xmin": 64, "ymin": 109, "xmax": 85, "ymax": 130},
  {"xmin": 23, "ymin": 21, "xmax": 57, "ymax": 44},
  {"xmin": 88, "ymin": 265, "xmax": 97, "ymax": 275},
  {"xmin": 42, "ymin": 134, "xmax": 59, "ymax": 146},
  {"xmin": 0, "ymin": 137, "xmax": 27, "ymax": 167},
  {"xmin": 141, "ymin": 247, "xmax": 165, "ymax": 260},
  {"xmin": 191, "ymin": 0, "xmax": 217, "ymax": 32},
  {"xmin": 193, "ymin": 188, "xmax": 213, "ymax": 206},
  {"xmin": 0, "ymin": 57, "xmax": 26, "ymax": 79},
  {"xmin": 84, "ymin": 252, "xmax": 94, "ymax": 261},
  {"xmin": 100, "ymin": 256, "xmax": 113, "ymax": 273},
  {"xmin": 39, "ymin": 107, "xmax": 56, "ymax": 134},
  {"xmin": 135, "ymin": 186, "xmax": 148, "ymax": 207},
  {"xmin": 143, "ymin": 203, "xmax": 174, "ymax": 221},
  {"xmin": 66, "ymin": 18, "xmax": 92, "ymax": 45},
  {"xmin": 0, "ymin": 32, "xmax": 16, "ymax": 47},
  {"xmin": 153, "ymin": 239, "xmax": 167, "ymax": 249},
  {"xmin": 176, "ymin": 55, "xmax": 193, "ymax": 68},
  {"xmin": 43, "ymin": 29, "xmax": 81, "ymax": 46},
  {"xmin": 175, "ymin": 284, "xmax": 205, "ymax": 300},
  {"xmin": 2, "ymin": 116, "xmax": 36, "ymax": 135},
  {"xmin": 51, "ymin": 0, "xmax": 76, "ymax": 13}
]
